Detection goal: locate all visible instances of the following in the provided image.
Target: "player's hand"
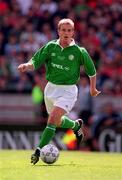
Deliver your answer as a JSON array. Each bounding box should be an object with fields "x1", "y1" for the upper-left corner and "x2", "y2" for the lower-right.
[
  {"x1": 18, "y1": 63, "x2": 34, "y2": 72},
  {"x1": 90, "y1": 88, "x2": 101, "y2": 97},
  {"x1": 18, "y1": 63, "x2": 28, "y2": 72}
]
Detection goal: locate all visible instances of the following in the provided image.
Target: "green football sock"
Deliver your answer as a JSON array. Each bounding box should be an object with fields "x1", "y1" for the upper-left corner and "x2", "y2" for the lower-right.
[
  {"x1": 60, "y1": 115, "x2": 80, "y2": 131},
  {"x1": 38, "y1": 124, "x2": 56, "y2": 148}
]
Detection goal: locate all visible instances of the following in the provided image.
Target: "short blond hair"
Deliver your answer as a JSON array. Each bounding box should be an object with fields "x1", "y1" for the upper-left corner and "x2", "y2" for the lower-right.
[{"x1": 58, "y1": 18, "x2": 74, "y2": 29}]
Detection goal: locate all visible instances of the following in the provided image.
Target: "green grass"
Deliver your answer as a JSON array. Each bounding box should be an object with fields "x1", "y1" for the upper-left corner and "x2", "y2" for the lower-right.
[{"x1": 0, "y1": 150, "x2": 122, "y2": 180}]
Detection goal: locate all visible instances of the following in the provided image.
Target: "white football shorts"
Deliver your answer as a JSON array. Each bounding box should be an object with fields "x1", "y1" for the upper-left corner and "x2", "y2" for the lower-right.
[{"x1": 44, "y1": 82, "x2": 78, "y2": 114}]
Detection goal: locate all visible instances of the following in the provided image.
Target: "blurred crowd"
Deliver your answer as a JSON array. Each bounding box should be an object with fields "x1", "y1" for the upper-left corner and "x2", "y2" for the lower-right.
[
  {"x1": 0, "y1": 0, "x2": 122, "y2": 151},
  {"x1": 0, "y1": 0, "x2": 122, "y2": 95}
]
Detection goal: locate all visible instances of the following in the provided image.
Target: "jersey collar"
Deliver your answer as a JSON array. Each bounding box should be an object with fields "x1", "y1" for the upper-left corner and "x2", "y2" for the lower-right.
[{"x1": 56, "y1": 39, "x2": 76, "y2": 47}]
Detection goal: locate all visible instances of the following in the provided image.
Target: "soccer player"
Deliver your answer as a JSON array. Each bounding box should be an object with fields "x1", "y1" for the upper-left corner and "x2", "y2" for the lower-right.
[{"x1": 18, "y1": 18, "x2": 101, "y2": 165}]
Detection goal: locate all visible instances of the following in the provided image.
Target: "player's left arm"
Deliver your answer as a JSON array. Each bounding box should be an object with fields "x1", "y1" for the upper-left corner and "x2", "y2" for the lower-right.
[
  {"x1": 81, "y1": 48, "x2": 101, "y2": 97},
  {"x1": 89, "y1": 75, "x2": 101, "y2": 97}
]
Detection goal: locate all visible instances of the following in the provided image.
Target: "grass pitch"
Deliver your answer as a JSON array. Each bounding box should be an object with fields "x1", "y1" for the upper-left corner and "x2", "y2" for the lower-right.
[{"x1": 0, "y1": 150, "x2": 121, "y2": 180}]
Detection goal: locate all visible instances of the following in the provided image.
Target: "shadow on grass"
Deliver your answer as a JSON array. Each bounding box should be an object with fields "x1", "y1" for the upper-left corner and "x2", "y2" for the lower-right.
[{"x1": 34, "y1": 163, "x2": 82, "y2": 167}]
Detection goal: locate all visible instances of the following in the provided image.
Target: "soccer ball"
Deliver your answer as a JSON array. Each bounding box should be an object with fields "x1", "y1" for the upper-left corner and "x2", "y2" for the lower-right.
[{"x1": 40, "y1": 144, "x2": 59, "y2": 164}]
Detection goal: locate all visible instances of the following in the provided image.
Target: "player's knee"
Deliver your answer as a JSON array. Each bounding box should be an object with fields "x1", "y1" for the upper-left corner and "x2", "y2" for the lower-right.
[{"x1": 48, "y1": 113, "x2": 61, "y2": 126}]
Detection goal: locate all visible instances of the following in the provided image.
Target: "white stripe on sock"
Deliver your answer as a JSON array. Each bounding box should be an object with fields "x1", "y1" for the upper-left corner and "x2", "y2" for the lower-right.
[
  {"x1": 61, "y1": 118, "x2": 65, "y2": 126},
  {"x1": 46, "y1": 126, "x2": 56, "y2": 131},
  {"x1": 72, "y1": 121, "x2": 76, "y2": 129}
]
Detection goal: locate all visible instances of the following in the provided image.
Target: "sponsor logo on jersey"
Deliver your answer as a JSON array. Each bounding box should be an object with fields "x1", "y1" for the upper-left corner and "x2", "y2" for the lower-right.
[
  {"x1": 51, "y1": 62, "x2": 69, "y2": 71},
  {"x1": 64, "y1": 67, "x2": 69, "y2": 71},
  {"x1": 68, "y1": 55, "x2": 74, "y2": 60}
]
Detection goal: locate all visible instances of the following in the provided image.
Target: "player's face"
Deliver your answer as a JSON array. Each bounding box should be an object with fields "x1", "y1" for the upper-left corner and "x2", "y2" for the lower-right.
[{"x1": 58, "y1": 23, "x2": 74, "y2": 42}]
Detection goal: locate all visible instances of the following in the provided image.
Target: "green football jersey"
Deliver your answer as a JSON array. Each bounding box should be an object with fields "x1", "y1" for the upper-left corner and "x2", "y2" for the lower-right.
[{"x1": 31, "y1": 40, "x2": 96, "y2": 85}]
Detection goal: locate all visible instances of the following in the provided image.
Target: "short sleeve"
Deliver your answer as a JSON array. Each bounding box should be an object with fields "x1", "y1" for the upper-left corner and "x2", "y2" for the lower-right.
[
  {"x1": 31, "y1": 44, "x2": 49, "y2": 70},
  {"x1": 81, "y1": 48, "x2": 96, "y2": 76}
]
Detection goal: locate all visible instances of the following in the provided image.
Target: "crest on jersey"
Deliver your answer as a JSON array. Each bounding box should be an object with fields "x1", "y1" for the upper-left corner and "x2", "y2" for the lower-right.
[
  {"x1": 51, "y1": 53, "x2": 56, "y2": 56},
  {"x1": 68, "y1": 54, "x2": 74, "y2": 60}
]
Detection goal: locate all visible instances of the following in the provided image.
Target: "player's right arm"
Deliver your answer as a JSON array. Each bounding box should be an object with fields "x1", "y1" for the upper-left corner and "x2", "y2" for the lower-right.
[
  {"x1": 18, "y1": 60, "x2": 34, "y2": 72},
  {"x1": 18, "y1": 44, "x2": 50, "y2": 73}
]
